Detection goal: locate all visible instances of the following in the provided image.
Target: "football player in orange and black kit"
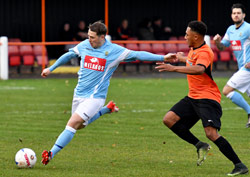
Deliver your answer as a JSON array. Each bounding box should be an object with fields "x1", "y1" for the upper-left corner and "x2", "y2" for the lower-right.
[{"x1": 156, "y1": 20, "x2": 248, "y2": 176}]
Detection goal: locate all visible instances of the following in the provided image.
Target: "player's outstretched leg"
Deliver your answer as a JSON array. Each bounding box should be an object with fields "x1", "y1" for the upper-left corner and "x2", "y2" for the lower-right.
[
  {"x1": 196, "y1": 141, "x2": 211, "y2": 166},
  {"x1": 41, "y1": 125, "x2": 76, "y2": 165},
  {"x1": 227, "y1": 163, "x2": 249, "y2": 176},
  {"x1": 86, "y1": 101, "x2": 119, "y2": 125},
  {"x1": 41, "y1": 101, "x2": 119, "y2": 165}
]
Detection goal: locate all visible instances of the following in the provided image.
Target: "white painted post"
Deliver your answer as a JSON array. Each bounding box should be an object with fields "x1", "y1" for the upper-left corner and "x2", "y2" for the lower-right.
[{"x1": 0, "y1": 36, "x2": 8, "y2": 80}]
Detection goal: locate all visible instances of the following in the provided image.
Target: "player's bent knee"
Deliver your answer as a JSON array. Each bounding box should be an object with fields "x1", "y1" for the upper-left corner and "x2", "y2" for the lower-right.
[
  {"x1": 205, "y1": 132, "x2": 214, "y2": 141},
  {"x1": 204, "y1": 127, "x2": 219, "y2": 141},
  {"x1": 67, "y1": 113, "x2": 85, "y2": 130},
  {"x1": 163, "y1": 111, "x2": 179, "y2": 128},
  {"x1": 222, "y1": 89, "x2": 229, "y2": 96},
  {"x1": 206, "y1": 134, "x2": 219, "y2": 142},
  {"x1": 162, "y1": 117, "x2": 169, "y2": 127},
  {"x1": 222, "y1": 85, "x2": 234, "y2": 96}
]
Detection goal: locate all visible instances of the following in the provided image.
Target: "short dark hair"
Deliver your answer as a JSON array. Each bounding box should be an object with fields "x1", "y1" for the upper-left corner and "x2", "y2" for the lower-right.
[
  {"x1": 89, "y1": 21, "x2": 107, "y2": 36},
  {"x1": 188, "y1": 20, "x2": 207, "y2": 36},
  {"x1": 232, "y1": 3, "x2": 246, "y2": 13}
]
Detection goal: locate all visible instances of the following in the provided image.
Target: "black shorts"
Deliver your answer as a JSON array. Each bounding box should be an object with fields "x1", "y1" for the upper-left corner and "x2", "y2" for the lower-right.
[{"x1": 170, "y1": 96, "x2": 222, "y2": 130}]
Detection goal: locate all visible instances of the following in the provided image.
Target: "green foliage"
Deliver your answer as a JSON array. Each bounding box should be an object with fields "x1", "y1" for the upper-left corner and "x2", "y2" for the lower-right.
[{"x1": 0, "y1": 77, "x2": 249, "y2": 177}]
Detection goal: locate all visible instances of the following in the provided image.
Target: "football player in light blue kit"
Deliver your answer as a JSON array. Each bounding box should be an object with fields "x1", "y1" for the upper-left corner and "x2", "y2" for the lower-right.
[
  {"x1": 214, "y1": 3, "x2": 250, "y2": 128},
  {"x1": 41, "y1": 21, "x2": 175, "y2": 165}
]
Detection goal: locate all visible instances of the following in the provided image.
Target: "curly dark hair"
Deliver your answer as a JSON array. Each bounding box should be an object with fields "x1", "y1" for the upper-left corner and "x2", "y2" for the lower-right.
[{"x1": 188, "y1": 20, "x2": 207, "y2": 36}]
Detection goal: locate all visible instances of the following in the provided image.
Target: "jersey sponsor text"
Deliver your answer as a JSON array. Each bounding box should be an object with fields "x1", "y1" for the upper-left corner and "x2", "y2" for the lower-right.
[
  {"x1": 230, "y1": 40, "x2": 242, "y2": 51},
  {"x1": 84, "y1": 55, "x2": 106, "y2": 72}
]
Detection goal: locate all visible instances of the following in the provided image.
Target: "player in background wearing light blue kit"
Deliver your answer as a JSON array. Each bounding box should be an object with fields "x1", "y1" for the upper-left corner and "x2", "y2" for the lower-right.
[
  {"x1": 41, "y1": 21, "x2": 175, "y2": 165},
  {"x1": 214, "y1": 3, "x2": 250, "y2": 128}
]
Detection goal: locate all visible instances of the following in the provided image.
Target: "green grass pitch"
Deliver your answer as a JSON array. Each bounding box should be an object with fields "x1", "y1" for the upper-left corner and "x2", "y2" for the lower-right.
[{"x1": 0, "y1": 77, "x2": 250, "y2": 177}]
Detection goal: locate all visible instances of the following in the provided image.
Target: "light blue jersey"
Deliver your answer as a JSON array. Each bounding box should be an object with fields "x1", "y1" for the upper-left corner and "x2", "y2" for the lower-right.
[
  {"x1": 221, "y1": 21, "x2": 250, "y2": 71},
  {"x1": 49, "y1": 39, "x2": 164, "y2": 99}
]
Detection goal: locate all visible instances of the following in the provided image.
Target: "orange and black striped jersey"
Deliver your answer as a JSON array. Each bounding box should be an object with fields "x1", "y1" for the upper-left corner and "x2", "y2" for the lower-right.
[{"x1": 186, "y1": 43, "x2": 221, "y2": 103}]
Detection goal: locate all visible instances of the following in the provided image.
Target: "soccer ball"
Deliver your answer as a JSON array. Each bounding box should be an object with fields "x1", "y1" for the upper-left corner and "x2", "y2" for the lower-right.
[{"x1": 15, "y1": 148, "x2": 37, "y2": 168}]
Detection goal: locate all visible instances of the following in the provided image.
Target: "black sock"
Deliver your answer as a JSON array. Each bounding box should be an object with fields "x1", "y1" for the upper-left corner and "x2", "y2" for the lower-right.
[
  {"x1": 213, "y1": 136, "x2": 241, "y2": 165},
  {"x1": 170, "y1": 121, "x2": 199, "y2": 146}
]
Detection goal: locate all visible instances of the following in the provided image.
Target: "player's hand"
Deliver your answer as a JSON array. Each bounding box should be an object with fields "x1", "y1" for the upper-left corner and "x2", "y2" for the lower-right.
[
  {"x1": 174, "y1": 52, "x2": 188, "y2": 63},
  {"x1": 176, "y1": 52, "x2": 185, "y2": 59},
  {"x1": 213, "y1": 34, "x2": 221, "y2": 42},
  {"x1": 155, "y1": 62, "x2": 175, "y2": 72},
  {"x1": 41, "y1": 68, "x2": 51, "y2": 78},
  {"x1": 163, "y1": 53, "x2": 178, "y2": 63},
  {"x1": 245, "y1": 62, "x2": 250, "y2": 69}
]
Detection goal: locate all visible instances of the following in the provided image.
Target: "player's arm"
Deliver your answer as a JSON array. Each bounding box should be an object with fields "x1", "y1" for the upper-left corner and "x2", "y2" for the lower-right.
[
  {"x1": 125, "y1": 50, "x2": 177, "y2": 63},
  {"x1": 41, "y1": 51, "x2": 78, "y2": 77},
  {"x1": 213, "y1": 34, "x2": 226, "y2": 51},
  {"x1": 155, "y1": 63, "x2": 205, "y2": 75}
]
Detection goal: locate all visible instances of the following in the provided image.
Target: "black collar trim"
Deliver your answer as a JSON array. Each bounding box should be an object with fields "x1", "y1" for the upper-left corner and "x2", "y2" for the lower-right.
[
  {"x1": 193, "y1": 41, "x2": 206, "y2": 50},
  {"x1": 236, "y1": 22, "x2": 244, "y2": 30}
]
